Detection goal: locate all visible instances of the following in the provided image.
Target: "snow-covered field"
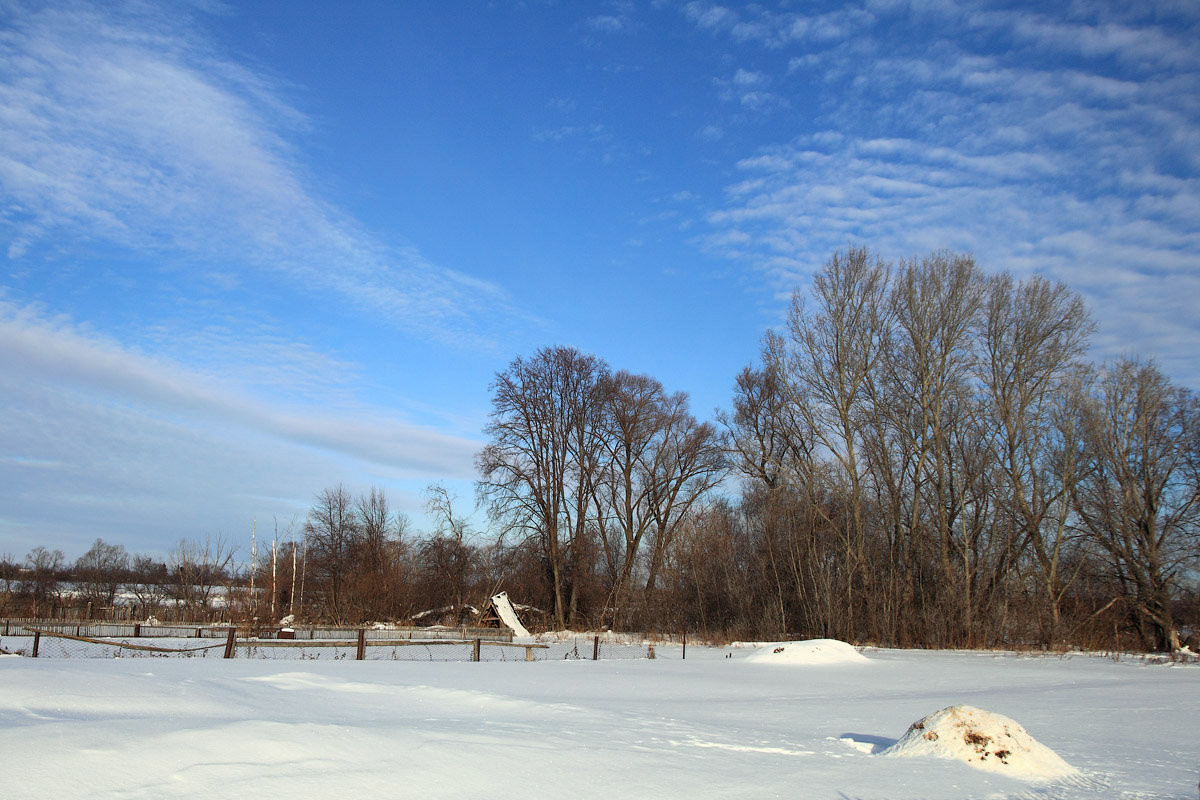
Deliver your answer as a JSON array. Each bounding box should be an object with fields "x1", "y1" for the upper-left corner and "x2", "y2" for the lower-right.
[{"x1": 1, "y1": 641, "x2": 1195, "y2": 799}]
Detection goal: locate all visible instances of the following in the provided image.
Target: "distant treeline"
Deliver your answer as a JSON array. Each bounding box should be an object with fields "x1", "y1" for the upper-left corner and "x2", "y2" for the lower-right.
[{"x1": 4, "y1": 248, "x2": 1197, "y2": 652}]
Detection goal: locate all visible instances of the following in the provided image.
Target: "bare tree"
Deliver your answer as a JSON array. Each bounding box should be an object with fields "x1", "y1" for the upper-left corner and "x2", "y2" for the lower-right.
[
  {"x1": 1073, "y1": 358, "x2": 1199, "y2": 651},
  {"x1": 586, "y1": 372, "x2": 728, "y2": 628},
  {"x1": 883, "y1": 251, "x2": 985, "y2": 643},
  {"x1": 420, "y1": 483, "x2": 476, "y2": 612},
  {"x1": 979, "y1": 273, "x2": 1094, "y2": 646},
  {"x1": 764, "y1": 246, "x2": 891, "y2": 639},
  {"x1": 426, "y1": 483, "x2": 470, "y2": 543},
  {"x1": 304, "y1": 485, "x2": 359, "y2": 621},
  {"x1": 74, "y1": 538, "x2": 130, "y2": 611},
  {"x1": 127, "y1": 554, "x2": 169, "y2": 617},
  {"x1": 0, "y1": 553, "x2": 18, "y2": 597},
  {"x1": 169, "y1": 535, "x2": 236, "y2": 615},
  {"x1": 724, "y1": 363, "x2": 860, "y2": 639},
  {"x1": 22, "y1": 546, "x2": 65, "y2": 615},
  {"x1": 722, "y1": 364, "x2": 816, "y2": 490},
  {"x1": 593, "y1": 371, "x2": 668, "y2": 628},
  {"x1": 477, "y1": 346, "x2": 608, "y2": 629},
  {"x1": 641, "y1": 391, "x2": 727, "y2": 595}
]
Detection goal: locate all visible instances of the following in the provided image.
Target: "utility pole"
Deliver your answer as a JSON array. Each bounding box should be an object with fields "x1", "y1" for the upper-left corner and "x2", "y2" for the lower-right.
[
  {"x1": 250, "y1": 518, "x2": 257, "y2": 619},
  {"x1": 290, "y1": 525, "x2": 298, "y2": 616},
  {"x1": 271, "y1": 527, "x2": 278, "y2": 620}
]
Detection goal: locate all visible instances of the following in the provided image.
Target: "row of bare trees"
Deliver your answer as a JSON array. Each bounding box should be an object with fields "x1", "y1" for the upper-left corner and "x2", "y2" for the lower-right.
[
  {"x1": 719, "y1": 248, "x2": 1198, "y2": 651},
  {"x1": 288, "y1": 483, "x2": 505, "y2": 624},
  {"x1": 1, "y1": 535, "x2": 236, "y2": 620},
  {"x1": 4, "y1": 248, "x2": 1196, "y2": 649}
]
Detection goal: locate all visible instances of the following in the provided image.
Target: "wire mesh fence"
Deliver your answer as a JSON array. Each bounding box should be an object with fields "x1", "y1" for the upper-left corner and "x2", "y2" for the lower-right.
[
  {"x1": 537, "y1": 637, "x2": 675, "y2": 660},
  {"x1": 0, "y1": 630, "x2": 668, "y2": 662},
  {"x1": 1, "y1": 633, "x2": 226, "y2": 659},
  {"x1": 0, "y1": 619, "x2": 512, "y2": 642}
]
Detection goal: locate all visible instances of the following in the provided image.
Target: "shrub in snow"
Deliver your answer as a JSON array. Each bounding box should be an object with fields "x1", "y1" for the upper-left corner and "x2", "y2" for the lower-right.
[
  {"x1": 882, "y1": 704, "x2": 1078, "y2": 781},
  {"x1": 742, "y1": 639, "x2": 868, "y2": 665}
]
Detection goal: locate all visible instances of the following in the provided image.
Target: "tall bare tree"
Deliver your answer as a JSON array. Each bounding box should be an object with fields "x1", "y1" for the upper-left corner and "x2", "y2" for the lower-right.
[
  {"x1": 593, "y1": 370, "x2": 668, "y2": 627},
  {"x1": 765, "y1": 246, "x2": 891, "y2": 639},
  {"x1": 477, "y1": 346, "x2": 608, "y2": 629},
  {"x1": 1073, "y1": 359, "x2": 1199, "y2": 651},
  {"x1": 352, "y1": 487, "x2": 407, "y2": 619},
  {"x1": 979, "y1": 273, "x2": 1094, "y2": 645},
  {"x1": 304, "y1": 485, "x2": 359, "y2": 620},
  {"x1": 641, "y1": 391, "x2": 727, "y2": 596},
  {"x1": 883, "y1": 251, "x2": 985, "y2": 643}
]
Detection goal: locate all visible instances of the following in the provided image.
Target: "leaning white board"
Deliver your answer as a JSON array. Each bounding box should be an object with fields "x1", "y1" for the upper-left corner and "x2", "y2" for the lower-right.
[{"x1": 491, "y1": 591, "x2": 531, "y2": 638}]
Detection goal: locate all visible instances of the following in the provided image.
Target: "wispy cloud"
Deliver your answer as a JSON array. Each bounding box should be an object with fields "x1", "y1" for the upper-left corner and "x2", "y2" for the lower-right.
[
  {"x1": 683, "y1": 2, "x2": 875, "y2": 47},
  {"x1": 0, "y1": 2, "x2": 524, "y2": 349},
  {"x1": 0, "y1": 298, "x2": 481, "y2": 475},
  {"x1": 684, "y1": 1, "x2": 1200, "y2": 386},
  {"x1": 715, "y1": 68, "x2": 786, "y2": 113},
  {"x1": 0, "y1": 298, "x2": 481, "y2": 555}
]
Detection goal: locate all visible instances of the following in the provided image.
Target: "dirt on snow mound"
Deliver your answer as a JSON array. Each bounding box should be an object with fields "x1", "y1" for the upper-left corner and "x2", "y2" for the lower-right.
[
  {"x1": 882, "y1": 704, "x2": 1078, "y2": 781},
  {"x1": 743, "y1": 639, "x2": 869, "y2": 665}
]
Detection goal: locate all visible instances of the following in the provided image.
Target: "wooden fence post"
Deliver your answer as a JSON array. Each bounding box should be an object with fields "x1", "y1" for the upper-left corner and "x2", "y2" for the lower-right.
[
  {"x1": 32, "y1": 630, "x2": 40, "y2": 658},
  {"x1": 682, "y1": 629, "x2": 687, "y2": 660},
  {"x1": 593, "y1": 635, "x2": 599, "y2": 661},
  {"x1": 356, "y1": 629, "x2": 366, "y2": 661},
  {"x1": 473, "y1": 638, "x2": 481, "y2": 662},
  {"x1": 133, "y1": 623, "x2": 141, "y2": 638},
  {"x1": 223, "y1": 628, "x2": 236, "y2": 658}
]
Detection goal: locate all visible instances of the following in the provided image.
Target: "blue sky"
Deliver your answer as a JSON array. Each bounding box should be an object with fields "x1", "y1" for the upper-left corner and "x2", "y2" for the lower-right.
[{"x1": 2, "y1": 0, "x2": 1198, "y2": 561}]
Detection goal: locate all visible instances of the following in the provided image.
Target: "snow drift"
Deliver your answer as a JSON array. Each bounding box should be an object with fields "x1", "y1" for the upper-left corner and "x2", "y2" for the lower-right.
[
  {"x1": 742, "y1": 639, "x2": 868, "y2": 665},
  {"x1": 882, "y1": 704, "x2": 1078, "y2": 781}
]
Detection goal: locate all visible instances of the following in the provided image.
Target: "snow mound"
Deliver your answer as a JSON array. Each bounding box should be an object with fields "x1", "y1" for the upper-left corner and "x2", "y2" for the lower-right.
[
  {"x1": 882, "y1": 705, "x2": 1078, "y2": 781},
  {"x1": 743, "y1": 639, "x2": 868, "y2": 665}
]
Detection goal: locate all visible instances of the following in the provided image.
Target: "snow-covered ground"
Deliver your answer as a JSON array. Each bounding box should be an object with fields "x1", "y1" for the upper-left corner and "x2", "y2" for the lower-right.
[{"x1": 1, "y1": 642, "x2": 1195, "y2": 799}]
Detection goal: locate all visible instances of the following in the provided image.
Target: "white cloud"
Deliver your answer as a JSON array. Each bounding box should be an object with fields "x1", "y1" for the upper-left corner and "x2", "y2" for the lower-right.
[
  {"x1": 0, "y1": 299, "x2": 480, "y2": 473},
  {"x1": 0, "y1": 2, "x2": 523, "y2": 350},
  {"x1": 0, "y1": 299, "x2": 481, "y2": 555},
  {"x1": 683, "y1": 2, "x2": 737, "y2": 33},
  {"x1": 684, "y1": 3, "x2": 875, "y2": 48},
  {"x1": 587, "y1": 15, "x2": 628, "y2": 34},
  {"x1": 683, "y1": 2, "x2": 1200, "y2": 386}
]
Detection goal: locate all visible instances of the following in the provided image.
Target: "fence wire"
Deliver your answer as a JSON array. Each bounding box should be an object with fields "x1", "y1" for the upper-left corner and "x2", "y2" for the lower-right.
[
  {"x1": 1, "y1": 634, "x2": 224, "y2": 659},
  {"x1": 1, "y1": 631, "x2": 667, "y2": 661},
  {"x1": 538, "y1": 638, "x2": 667, "y2": 660}
]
